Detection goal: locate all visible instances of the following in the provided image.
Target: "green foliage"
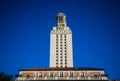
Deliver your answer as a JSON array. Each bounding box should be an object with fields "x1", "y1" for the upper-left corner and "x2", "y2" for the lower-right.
[{"x1": 0, "y1": 72, "x2": 13, "y2": 81}]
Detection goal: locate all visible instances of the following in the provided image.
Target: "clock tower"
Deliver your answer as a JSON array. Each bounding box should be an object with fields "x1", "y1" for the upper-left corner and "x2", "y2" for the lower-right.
[{"x1": 50, "y1": 13, "x2": 73, "y2": 68}]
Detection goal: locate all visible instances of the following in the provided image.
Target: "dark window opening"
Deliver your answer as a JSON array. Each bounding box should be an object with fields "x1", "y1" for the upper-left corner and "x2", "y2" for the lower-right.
[
  {"x1": 70, "y1": 72, "x2": 73, "y2": 77},
  {"x1": 50, "y1": 72, "x2": 54, "y2": 77},
  {"x1": 26, "y1": 75, "x2": 30, "y2": 78},
  {"x1": 60, "y1": 72, "x2": 63, "y2": 77}
]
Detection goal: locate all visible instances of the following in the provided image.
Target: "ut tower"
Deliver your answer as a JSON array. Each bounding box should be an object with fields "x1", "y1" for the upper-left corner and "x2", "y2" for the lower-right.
[{"x1": 50, "y1": 13, "x2": 73, "y2": 68}]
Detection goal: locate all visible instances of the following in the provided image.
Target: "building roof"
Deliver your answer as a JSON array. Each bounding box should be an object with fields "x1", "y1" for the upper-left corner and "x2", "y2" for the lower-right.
[{"x1": 19, "y1": 67, "x2": 104, "y2": 71}]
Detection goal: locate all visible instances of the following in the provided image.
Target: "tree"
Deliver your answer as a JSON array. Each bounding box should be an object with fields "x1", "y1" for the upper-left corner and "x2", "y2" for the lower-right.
[{"x1": 0, "y1": 72, "x2": 13, "y2": 81}]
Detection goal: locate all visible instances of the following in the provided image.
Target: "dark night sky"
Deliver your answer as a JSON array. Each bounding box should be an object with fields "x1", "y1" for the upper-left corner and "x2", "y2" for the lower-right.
[{"x1": 0, "y1": 0, "x2": 120, "y2": 79}]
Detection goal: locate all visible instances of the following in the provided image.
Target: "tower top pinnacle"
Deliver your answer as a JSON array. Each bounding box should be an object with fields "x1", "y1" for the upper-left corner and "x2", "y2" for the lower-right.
[
  {"x1": 56, "y1": 13, "x2": 66, "y2": 30},
  {"x1": 57, "y1": 13, "x2": 66, "y2": 16}
]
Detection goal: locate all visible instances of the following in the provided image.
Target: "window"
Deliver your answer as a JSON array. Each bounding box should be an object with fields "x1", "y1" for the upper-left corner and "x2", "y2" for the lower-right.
[
  {"x1": 60, "y1": 72, "x2": 63, "y2": 77},
  {"x1": 26, "y1": 75, "x2": 30, "y2": 78},
  {"x1": 65, "y1": 64, "x2": 67, "y2": 67},
  {"x1": 94, "y1": 74, "x2": 98, "y2": 77},
  {"x1": 65, "y1": 50, "x2": 66, "y2": 52},
  {"x1": 64, "y1": 34, "x2": 66, "y2": 38},
  {"x1": 50, "y1": 72, "x2": 54, "y2": 77},
  {"x1": 94, "y1": 74, "x2": 98, "y2": 80},
  {"x1": 60, "y1": 34, "x2": 62, "y2": 38},
  {"x1": 56, "y1": 35, "x2": 58, "y2": 38},
  {"x1": 81, "y1": 72, "x2": 84, "y2": 77},
  {"x1": 65, "y1": 59, "x2": 67, "y2": 61},
  {"x1": 39, "y1": 74, "x2": 42, "y2": 77},
  {"x1": 65, "y1": 56, "x2": 67, "y2": 58},
  {"x1": 59, "y1": 16, "x2": 64, "y2": 23},
  {"x1": 70, "y1": 72, "x2": 73, "y2": 77}
]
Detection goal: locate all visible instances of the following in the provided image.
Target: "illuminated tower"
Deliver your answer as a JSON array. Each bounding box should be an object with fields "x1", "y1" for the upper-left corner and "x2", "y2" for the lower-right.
[{"x1": 50, "y1": 13, "x2": 73, "y2": 68}]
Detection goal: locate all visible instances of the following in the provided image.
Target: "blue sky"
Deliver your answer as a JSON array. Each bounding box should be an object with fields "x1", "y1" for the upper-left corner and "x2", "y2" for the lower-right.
[{"x1": 0, "y1": 0, "x2": 120, "y2": 79}]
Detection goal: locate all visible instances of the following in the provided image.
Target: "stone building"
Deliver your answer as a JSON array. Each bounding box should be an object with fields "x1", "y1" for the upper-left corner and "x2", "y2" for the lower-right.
[{"x1": 16, "y1": 13, "x2": 108, "y2": 80}]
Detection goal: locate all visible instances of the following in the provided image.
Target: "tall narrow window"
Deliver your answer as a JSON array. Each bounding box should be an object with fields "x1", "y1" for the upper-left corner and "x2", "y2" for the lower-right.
[
  {"x1": 60, "y1": 34, "x2": 62, "y2": 38},
  {"x1": 60, "y1": 72, "x2": 63, "y2": 77},
  {"x1": 39, "y1": 73, "x2": 42, "y2": 77},
  {"x1": 56, "y1": 34, "x2": 58, "y2": 38},
  {"x1": 94, "y1": 74, "x2": 98, "y2": 80},
  {"x1": 50, "y1": 72, "x2": 54, "y2": 77},
  {"x1": 64, "y1": 34, "x2": 66, "y2": 38},
  {"x1": 81, "y1": 72, "x2": 84, "y2": 77},
  {"x1": 70, "y1": 72, "x2": 73, "y2": 77}
]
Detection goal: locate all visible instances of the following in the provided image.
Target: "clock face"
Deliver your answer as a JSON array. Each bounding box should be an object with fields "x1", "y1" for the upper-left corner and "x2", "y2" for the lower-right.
[{"x1": 58, "y1": 24, "x2": 64, "y2": 30}]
